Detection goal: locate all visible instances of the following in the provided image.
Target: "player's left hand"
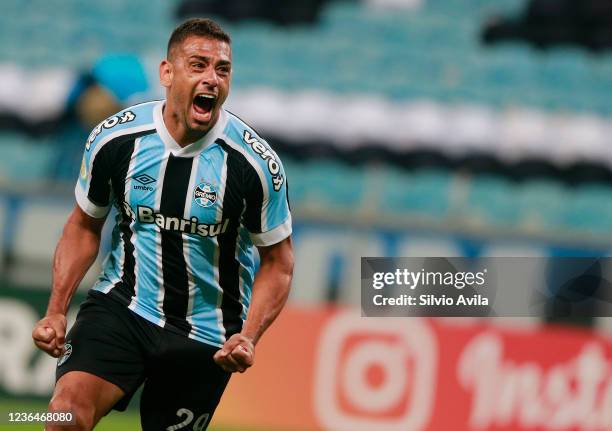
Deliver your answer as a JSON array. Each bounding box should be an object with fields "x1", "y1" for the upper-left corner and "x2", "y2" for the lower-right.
[{"x1": 213, "y1": 334, "x2": 255, "y2": 373}]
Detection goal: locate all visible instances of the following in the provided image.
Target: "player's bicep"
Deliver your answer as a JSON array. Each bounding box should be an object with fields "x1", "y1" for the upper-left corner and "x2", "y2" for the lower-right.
[
  {"x1": 66, "y1": 204, "x2": 107, "y2": 236},
  {"x1": 257, "y1": 236, "x2": 294, "y2": 271},
  {"x1": 243, "y1": 157, "x2": 292, "y2": 247}
]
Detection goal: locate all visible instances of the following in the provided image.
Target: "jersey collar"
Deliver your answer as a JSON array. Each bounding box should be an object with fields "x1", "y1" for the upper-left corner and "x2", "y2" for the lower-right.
[{"x1": 153, "y1": 100, "x2": 227, "y2": 157}]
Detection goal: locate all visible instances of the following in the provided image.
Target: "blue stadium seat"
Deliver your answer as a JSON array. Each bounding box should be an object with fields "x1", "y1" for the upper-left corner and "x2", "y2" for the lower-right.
[
  {"x1": 465, "y1": 175, "x2": 521, "y2": 226},
  {"x1": 383, "y1": 169, "x2": 451, "y2": 219},
  {"x1": 0, "y1": 134, "x2": 55, "y2": 181},
  {"x1": 564, "y1": 185, "x2": 612, "y2": 233}
]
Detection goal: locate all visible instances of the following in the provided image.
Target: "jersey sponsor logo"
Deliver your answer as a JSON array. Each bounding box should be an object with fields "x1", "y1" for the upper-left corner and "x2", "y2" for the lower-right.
[
  {"x1": 242, "y1": 130, "x2": 285, "y2": 191},
  {"x1": 128, "y1": 203, "x2": 229, "y2": 237},
  {"x1": 86, "y1": 110, "x2": 136, "y2": 150},
  {"x1": 133, "y1": 173, "x2": 156, "y2": 192},
  {"x1": 194, "y1": 182, "x2": 217, "y2": 208},
  {"x1": 57, "y1": 343, "x2": 72, "y2": 367}
]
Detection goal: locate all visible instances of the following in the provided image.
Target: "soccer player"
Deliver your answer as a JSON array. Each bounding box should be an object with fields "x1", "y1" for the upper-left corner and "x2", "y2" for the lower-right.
[{"x1": 31, "y1": 18, "x2": 293, "y2": 431}]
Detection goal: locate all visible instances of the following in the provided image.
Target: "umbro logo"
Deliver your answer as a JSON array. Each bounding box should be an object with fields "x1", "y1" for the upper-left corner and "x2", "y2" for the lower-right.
[
  {"x1": 133, "y1": 174, "x2": 156, "y2": 191},
  {"x1": 134, "y1": 174, "x2": 156, "y2": 185}
]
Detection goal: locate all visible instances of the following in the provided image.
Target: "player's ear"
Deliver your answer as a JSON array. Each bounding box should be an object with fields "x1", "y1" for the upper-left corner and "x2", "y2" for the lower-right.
[{"x1": 159, "y1": 60, "x2": 173, "y2": 88}]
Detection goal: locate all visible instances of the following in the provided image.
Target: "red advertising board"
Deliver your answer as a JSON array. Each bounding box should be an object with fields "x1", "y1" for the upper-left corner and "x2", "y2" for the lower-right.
[{"x1": 215, "y1": 307, "x2": 612, "y2": 431}]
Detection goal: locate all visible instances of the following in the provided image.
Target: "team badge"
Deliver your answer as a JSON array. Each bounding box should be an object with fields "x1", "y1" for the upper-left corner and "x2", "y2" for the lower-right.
[
  {"x1": 194, "y1": 182, "x2": 217, "y2": 208},
  {"x1": 57, "y1": 343, "x2": 72, "y2": 367}
]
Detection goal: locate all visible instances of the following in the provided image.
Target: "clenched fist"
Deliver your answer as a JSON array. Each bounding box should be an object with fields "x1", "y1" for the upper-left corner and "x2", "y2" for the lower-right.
[
  {"x1": 32, "y1": 314, "x2": 67, "y2": 358},
  {"x1": 213, "y1": 334, "x2": 255, "y2": 373}
]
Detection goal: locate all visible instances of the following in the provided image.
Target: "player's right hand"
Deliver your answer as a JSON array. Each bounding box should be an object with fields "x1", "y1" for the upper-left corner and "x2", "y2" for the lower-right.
[
  {"x1": 32, "y1": 314, "x2": 67, "y2": 358},
  {"x1": 214, "y1": 333, "x2": 255, "y2": 373}
]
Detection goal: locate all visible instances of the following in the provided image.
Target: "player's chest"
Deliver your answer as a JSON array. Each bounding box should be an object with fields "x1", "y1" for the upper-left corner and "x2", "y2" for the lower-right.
[{"x1": 115, "y1": 143, "x2": 243, "y2": 226}]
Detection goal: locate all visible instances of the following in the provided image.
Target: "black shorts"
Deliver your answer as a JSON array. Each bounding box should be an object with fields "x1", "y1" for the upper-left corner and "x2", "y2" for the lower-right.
[{"x1": 56, "y1": 290, "x2": 231, "y2": 430}]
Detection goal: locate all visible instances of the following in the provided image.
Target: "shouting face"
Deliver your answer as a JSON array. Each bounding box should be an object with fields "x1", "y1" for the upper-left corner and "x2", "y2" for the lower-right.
[{"x1": 160, "y1": 35, "x2": 232, "y2": 144}]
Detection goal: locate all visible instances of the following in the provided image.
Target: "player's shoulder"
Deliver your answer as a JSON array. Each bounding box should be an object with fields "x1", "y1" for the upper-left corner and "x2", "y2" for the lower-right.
[
  {"x1": 221, "y1": 109, "x2": 286, "y2": 192},
  {"x1": 84, "y1": 100, "x2": 159, "y2": 153},
  {"x1": 222, "y1": 109, "x2": 281, "y2": 160}
]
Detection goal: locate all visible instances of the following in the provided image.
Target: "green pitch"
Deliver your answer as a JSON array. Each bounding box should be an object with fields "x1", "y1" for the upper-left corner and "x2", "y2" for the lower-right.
[{"x1": 0, "y1": 400, "x2": 267, "y2": 431}]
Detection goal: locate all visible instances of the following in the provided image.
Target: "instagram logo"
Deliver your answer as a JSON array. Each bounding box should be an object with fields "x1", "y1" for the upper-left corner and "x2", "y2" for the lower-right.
[{"x1": 314, "y1": 312, "x2": 437, "y2": 431}]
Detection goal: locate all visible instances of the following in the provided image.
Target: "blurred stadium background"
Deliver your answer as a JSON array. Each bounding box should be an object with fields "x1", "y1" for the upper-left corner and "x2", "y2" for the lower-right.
[{"x1": 2, "y1": 0, "x2": 612, "y2": 429}]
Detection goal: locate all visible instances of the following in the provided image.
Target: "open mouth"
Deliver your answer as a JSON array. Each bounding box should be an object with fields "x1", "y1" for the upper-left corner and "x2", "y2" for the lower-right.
[{"x1": 193, "y1": 94, "x2": 216, "y2": 116}]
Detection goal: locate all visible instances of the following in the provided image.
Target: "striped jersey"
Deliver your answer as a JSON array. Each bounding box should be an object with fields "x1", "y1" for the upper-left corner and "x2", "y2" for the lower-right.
[{"x1": 76, "y1": 100, "x2": 292, "y2": 347}]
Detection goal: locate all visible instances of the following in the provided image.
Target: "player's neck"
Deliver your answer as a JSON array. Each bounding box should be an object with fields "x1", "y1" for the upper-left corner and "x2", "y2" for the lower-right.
[{"x1": 162, "y1": 104, "x2": 214, "y2": 147}]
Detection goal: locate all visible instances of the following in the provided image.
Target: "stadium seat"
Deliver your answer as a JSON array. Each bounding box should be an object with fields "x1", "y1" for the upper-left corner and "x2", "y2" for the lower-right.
[{"x1": 1, "y1": 0, "x2": 610, "y2": 241}]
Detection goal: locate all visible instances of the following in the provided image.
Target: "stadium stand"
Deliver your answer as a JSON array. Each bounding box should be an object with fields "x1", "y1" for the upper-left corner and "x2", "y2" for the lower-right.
[{"x1": 1, "y1": 0, "x2": 611, "y2": 268}]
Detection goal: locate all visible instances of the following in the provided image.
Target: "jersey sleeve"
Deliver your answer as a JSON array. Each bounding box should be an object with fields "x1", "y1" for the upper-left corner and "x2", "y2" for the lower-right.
[
  {"x1": 74, "y1": 130, "x2": 114, "y2": 218},
  {"x1": 242, "y1": 148, "x2": 292, "y2": 247}
]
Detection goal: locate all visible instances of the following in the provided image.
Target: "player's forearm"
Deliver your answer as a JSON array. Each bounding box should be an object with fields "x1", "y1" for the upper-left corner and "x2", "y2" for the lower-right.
[
  {"x1": 241, "y1": 256, "x2": 293, "y2": 345},
  {"x1": 47, "y1": 218, "x2": 101, "y2": 316}
]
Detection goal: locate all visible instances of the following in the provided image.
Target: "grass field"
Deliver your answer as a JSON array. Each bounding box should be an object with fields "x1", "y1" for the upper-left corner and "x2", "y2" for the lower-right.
[{"x1": 0, "y1": 401, "x2": 261, "y2": 430}]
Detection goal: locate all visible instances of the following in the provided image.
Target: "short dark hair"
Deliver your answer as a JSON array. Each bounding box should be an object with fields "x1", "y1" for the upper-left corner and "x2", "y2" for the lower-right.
[{"x1": 167, "y1": 18, "x2": 231, "y2": 59}]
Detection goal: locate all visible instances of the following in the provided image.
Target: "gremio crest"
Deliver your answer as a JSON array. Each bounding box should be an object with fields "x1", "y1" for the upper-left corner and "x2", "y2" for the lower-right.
[{"x1": 194, "y1": 182, "x2": 217, "y2": 208}]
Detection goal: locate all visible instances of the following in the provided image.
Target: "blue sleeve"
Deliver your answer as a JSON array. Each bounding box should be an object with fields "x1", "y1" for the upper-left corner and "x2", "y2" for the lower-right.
[
  {"x1": 241, "y1": 134, "x2": 292, "y2": 246},
  {"x1": 75, "y1": 132, "x2": 114, "y2": 218}
]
